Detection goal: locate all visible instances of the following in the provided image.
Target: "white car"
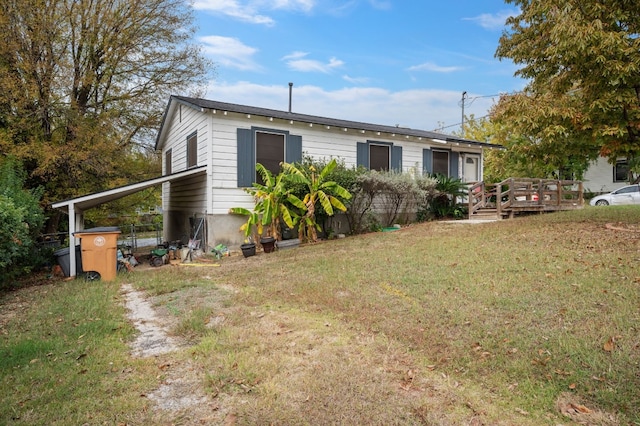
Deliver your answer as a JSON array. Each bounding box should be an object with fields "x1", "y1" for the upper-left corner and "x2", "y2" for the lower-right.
[{"x1": 590, "y1": 184, "x2": 640, "y2": 206}]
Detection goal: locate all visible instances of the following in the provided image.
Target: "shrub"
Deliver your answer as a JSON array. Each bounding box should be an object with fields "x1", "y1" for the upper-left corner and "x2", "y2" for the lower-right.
[
  {"x1": 344, "y1": 171, "x2": 438, "y2": 231},
  {"x1": 428, "y1": 174, "x2": 469, "y2": 219},
  {"x1": 0, "y1": 158, "x2": 44, "y2": 288}
]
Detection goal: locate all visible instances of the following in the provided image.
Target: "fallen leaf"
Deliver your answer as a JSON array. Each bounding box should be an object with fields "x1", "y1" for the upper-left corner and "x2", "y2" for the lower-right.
[
  {"x1": 603, "y1": 337, "x2": 615, "y2": 352},
  {"x1": 570, "y1": 403, "x2": 592, "y2": 414}
]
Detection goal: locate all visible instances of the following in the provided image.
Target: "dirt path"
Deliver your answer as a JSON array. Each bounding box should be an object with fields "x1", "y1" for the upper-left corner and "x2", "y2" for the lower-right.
[{"x1": 121, "y1": 284, "x2": 218, "y2": 423}]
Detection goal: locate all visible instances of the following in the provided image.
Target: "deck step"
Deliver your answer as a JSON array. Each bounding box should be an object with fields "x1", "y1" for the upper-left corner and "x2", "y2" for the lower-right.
[{"x1": 470, "y1": 208, "x2": 504, "y2": 220}]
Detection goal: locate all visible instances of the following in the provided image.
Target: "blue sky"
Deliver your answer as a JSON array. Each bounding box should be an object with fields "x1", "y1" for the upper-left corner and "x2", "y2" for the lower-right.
[{"x1": 192, "y1": 0, "x2": 524, "y2": 134}]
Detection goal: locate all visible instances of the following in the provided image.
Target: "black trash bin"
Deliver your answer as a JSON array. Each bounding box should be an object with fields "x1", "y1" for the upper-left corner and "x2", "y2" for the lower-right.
[{"x1": 53, "y1": 245, "x2": 83, "y2": 277}]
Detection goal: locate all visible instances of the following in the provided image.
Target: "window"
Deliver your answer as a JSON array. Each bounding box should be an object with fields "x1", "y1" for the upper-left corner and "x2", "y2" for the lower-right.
[
  {"x1": 432, "y1": 150, "x2": 449, "y2": 176},
  {"x1": 187, "y1": 132, "x2": 197, "y2": 168},
  {"x1": 369, "y1": 144, "x2": 390, "y2": 171},
  {"x1": 256, "y1": 131, "x2": 285, "y2": 180},
  {"x1": 615, "y1": 185, "x2": 639, "y2": 195},
  {"x1": 165, "y1": 149, "x2": 172, "y2": 175},
  {"x1": 614, "y1": 160, "x2": 628, "y2": 182},
  {"x1": 462, "y1": 155, "x2": 480, "y2": 182},
  {"x1": 236, "y1": 127, "x2": 302, "y2": 187},
  {"x1": 357, "y1": 141, "x2": 402, "y2": 171}
]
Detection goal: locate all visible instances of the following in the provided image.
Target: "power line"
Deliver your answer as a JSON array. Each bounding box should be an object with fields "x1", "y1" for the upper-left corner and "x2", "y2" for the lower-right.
[
  {"x1": 432, "y1": 114, "x2": 491, "y2": 133},
  {"x1": 447, "y1": 90, "x2": 524, "y2": 133}
]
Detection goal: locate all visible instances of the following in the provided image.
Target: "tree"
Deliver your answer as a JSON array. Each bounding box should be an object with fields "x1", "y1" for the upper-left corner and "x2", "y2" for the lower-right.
[
  {"x1": 456, "y1": 113, "x2": 595, "y2": 182},
  {"x1": 0, "y1": 0, "x2": 211, "y2": 230},
  {"x1": 495, "y1": 0, "x2": 640, "y2": 180}
]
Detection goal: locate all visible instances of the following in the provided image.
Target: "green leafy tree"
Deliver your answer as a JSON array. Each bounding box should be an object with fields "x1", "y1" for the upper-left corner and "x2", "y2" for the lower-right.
[
  {"x1": 281, "y1": 159, "x2": 351, "y2": 243},
  {"x1": 495, "y1": 0, "x2": 640, "y2": 180},
  {"x1": 0, "y1": 0, "x2": 211, "y2": 231},
  {"x1": 0, "y1": 158, "x2": 44, "y2": 287}
]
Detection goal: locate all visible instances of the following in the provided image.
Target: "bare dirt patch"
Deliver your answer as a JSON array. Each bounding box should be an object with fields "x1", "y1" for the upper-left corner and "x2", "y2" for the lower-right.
[
  {"x1": 121, "y1": 284, "x2": 214, "y2": 423},
  {"x1": 122, "y1": 283, "x2": 179, "y2": 357},
  {"x1": 605, "y1": 222, "x2": 640, "y2": 232}
]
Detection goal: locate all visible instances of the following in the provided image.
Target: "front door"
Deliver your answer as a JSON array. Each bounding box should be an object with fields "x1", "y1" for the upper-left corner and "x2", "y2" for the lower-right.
[{"x1": 462, "y1": 154, "x2": 480, "y2": 183}]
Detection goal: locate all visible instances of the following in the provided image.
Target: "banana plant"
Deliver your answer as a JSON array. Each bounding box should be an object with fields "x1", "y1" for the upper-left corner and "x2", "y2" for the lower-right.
[
  {"x1": 227, "y1": 207, "x2": 263, "y2": 242},
  {"x1": 281, "y1": 158, "x2": 351, "y2": 242},
  {"x1": 230, "y1": 163, "x2": 298, "y2": 241}
]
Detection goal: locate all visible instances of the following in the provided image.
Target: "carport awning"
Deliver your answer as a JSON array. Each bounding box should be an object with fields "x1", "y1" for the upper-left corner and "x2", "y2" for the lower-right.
[
  {"x1": 52, "y1": 166, "x2": 206, "y2": 213},
  {"x1": 51, "y1": 166, "x2": 206, "y2": 278}
]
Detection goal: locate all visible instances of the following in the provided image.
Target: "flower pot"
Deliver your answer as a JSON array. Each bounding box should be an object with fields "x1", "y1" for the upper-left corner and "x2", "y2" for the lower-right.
[
  {"x1": 276, "y1": 238, "x2": 300, "y2": 250},
  {"x1": 260, "y1": 236, "x2": 276, "y2": 253},
  {"x1": 240, "y1": 242, "x2": 256, "y2": 258}
]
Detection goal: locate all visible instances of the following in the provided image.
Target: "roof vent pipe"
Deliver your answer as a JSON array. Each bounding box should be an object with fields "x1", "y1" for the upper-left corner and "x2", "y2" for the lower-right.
[{"x1": 288, "y1": 82, "x2": 293, "y2": 113}]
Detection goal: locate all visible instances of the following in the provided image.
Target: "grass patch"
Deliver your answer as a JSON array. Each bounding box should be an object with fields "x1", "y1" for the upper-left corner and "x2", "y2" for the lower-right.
[
  {"x1": 2, "y1": 205, "x2": 639, "y2": 424},
  {"x1": 0, "y1": 279, "x2": 159, "y2": 425}
]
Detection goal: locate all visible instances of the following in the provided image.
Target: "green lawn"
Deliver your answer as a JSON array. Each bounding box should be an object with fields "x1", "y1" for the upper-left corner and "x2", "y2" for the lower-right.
[{"x1": 1, "y1": 206, "x2": 639, "y2": 425}]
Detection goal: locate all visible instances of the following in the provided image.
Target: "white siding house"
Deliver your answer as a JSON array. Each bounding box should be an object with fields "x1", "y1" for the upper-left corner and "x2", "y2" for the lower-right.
[
  {"x1": 154, "y1": 96, "x2": 500, "y2": 248},
  {"x1": 582, "y1": 156, "x2": 631, "y2": 193}
]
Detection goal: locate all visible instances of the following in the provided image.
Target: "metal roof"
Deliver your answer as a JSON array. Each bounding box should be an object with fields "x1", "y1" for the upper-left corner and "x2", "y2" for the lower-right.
[
  {"x1": 155, "y1": 95, "x2": 501, "y2": 150},
  {"x1": 51, "y1": 166, "x2": 206, "y2": 213}
]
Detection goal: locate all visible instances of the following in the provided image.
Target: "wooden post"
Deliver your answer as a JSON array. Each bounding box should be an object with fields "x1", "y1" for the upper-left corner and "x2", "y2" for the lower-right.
[
  {"x1": 578, "y1": 181, "x2": 584, "y2": 204},
  {"x1": 496, "y1": 182, "x2": 502, "y2": 218}
]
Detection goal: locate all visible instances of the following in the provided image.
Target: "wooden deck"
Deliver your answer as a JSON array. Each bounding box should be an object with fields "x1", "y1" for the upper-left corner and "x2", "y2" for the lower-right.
[{"x1": 468, "y1": 178, "x2": 584, "y2": 220}]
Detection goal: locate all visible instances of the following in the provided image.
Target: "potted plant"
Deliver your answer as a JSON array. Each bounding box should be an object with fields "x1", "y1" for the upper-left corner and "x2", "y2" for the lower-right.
[
  {"x1": 250, "y1": 164, "x2": 298, "y2": 241},
  {"x1": 230, "y1": 163, "x2": 299, "y2": 253},
  {"x1": 240, "y1": 240, "x2": 256, "y2": 257},
  {"x1": 228, "y1": 208, "x2": 261, "y2": 258}
]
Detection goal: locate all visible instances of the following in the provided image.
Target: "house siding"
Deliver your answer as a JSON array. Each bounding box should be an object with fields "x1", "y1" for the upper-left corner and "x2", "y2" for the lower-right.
[
  {"x1": 583, "y1": 156, "x2": 627, "y2": 193},
  {"x1": 160, "y1": 104, "x2": 209, "y2": 244},
  {"x1": 157, "y1": 98, "x2": 489, "y2": 248}
]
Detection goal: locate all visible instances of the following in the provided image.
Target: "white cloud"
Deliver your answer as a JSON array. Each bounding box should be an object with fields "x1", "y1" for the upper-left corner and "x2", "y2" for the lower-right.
[
  {"x1": 407, "y1": 62, "x2": 463, "y2": 73},
  {"x1": 368, "y1": 0, "x2": 391, "y2": 10},
  {"x1": 281, "y1": 51, "x2": 308, "y2": 61},
  {"x1": 464, "y1": 10, "x2": 518, "y2": 31},
  {"x1": 342, "y1": 75, "x2": 371, "y2": 85},
  {"x1": 204, "y1": 81, "x2": 496, "y2": 132},
  {"x1": 193, "y1": 0, "x2": 316, "y2": 25},
  {"x1": 269, "y1": 0, "x2": 315, "y2": 12},
  {"x1": 282, "y1": 52, "x2": 344, "y2": 73},
  {"x1": 199, "y1": 36, "x2": 262, "y2": 71}
]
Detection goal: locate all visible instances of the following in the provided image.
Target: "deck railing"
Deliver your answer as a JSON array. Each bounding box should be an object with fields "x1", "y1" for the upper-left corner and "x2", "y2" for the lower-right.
[{"x1": 468, "y1": 178, "x2": 584, "y2": 219}]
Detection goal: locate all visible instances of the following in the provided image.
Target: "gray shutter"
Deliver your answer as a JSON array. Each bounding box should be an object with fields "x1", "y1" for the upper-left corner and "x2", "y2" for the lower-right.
[
  {"x1": 286, "y1": 134, "x2": 302, "y2": 164},
  {"x1": 391, "y1": 145, "x2": 402, "y2": 172},
  {"x1": 449, "y1": 151, "x2": 459, "y2": 179},
  {"x1": 357, "y1": 142, "x2": 369, "y2": 168},
  {"x1": 237, "y1": 128, "x2": 254, "y2": 187},
  {"x1": 423, "y1": 149, "x2": 432, "y2": 175}
]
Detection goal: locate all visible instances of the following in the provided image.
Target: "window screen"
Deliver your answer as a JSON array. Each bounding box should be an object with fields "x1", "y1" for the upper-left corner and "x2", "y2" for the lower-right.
[
  {"x1": 614, "y1": 161, "x2": 628, "y2": 182},
  {"x1": 433, "y1": 150, "x2": 449, "y2": 176},
  {"x1": 256, "y1": 131, "x2": 285, "y2": 181},
  {"x1": 369, "y1": 144, "x2": 390, "y2": 171},
  {"x1": 187, "y1": 133, "x2": 197, "y2": 168},
  {"x1": 165, "y1": 149, "x2": 172, "y2": 175}
]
